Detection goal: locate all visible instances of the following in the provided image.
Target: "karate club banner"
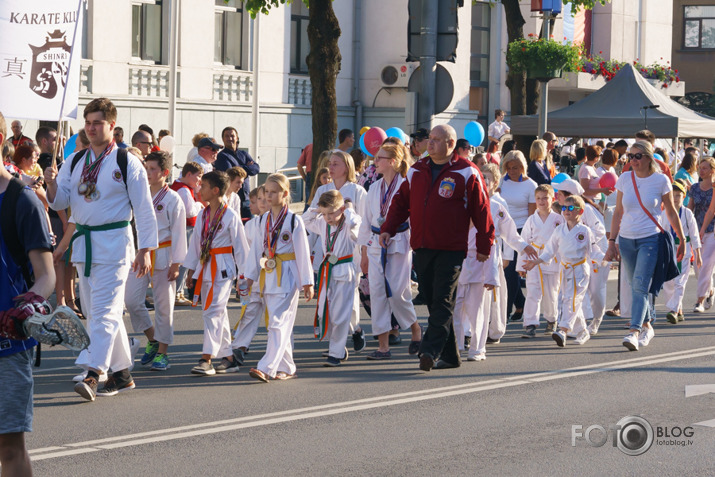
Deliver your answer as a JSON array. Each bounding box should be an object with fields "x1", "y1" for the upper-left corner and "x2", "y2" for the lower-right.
[{"x1": 0, "y1": 0, "x2": 84, "y2": 120}]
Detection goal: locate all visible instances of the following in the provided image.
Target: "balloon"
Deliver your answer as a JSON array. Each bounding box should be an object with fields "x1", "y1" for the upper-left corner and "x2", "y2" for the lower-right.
[
  {"x1": 159, "y1": 135, "x2": 176, "y2": 154},
  {"x1": 359, "y1": 133, "x2": 372, "y2": 157},
  {"x1": 63, "y1": 133, "x2": 78, "y2": 159},
  {"x1": 599, "y1": 171, "x2": 618, "y2": 189},
  {"x1": 551, "y1": 172, "x2": 569, "y2": 185},
  {"x1": 359, "y1": 126, "x2": 371, "y2": 136},
  {"x1": 464, "y1": 121, "x2": 485, "y2": 147},
  {"x1": 385, "y1": 127, "x2": 406, "y2": 144},
  {"x1": 654, "y1": 153, "x2": 663, "y2": 161},
  {"x1": 364, "y1": 127, "x2": 387, "y2": 156}
]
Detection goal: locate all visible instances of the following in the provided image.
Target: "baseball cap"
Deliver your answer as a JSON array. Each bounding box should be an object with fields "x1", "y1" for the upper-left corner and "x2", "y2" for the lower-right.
[
  {"x1": 198, "y1": 137, "x2": 222, "y2": 150},
  {"x1": 552, "y1": 178, "x2": 584, "y2": 196},
  {"x1": 410, "y1": 128, "x2": 429, "y2": 141}
]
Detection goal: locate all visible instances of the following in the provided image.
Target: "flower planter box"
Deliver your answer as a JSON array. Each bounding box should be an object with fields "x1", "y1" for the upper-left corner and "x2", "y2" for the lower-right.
[
  {"x1": 526, "y1": 65, "x2": 564, "y2": 81},
  {"x1": 549, "y1": 72, "x2": 685, "y2": 96}
]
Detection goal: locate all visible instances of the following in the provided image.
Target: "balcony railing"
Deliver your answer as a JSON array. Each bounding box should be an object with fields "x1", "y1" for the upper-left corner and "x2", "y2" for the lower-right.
[
  {"x1": 213, "y1": 71, "x2": 253, "y2": 102},
  {"x1": 288, "y1": 76, "x2": 311, "y2": 105}
]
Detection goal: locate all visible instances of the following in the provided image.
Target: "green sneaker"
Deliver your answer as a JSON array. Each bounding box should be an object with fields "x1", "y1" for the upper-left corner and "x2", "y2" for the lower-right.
[
  {"x1": 678, "y1": 312, "x2": 684, "y2": 322},
  {"x1": 141, "y1": 341, "x2": 160, "y2": 365},
  {"x1": 666, "y1": 311, "x2": 678, "y2": 324},
  {"x1": 150, "y1": 353, "x2": 170, "y2": 371}
]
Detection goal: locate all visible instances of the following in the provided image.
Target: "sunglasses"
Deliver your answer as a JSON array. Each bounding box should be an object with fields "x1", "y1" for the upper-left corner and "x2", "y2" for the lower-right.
[
  {"x1": 627, "y1": 153, "x2": 645, "y2": 160},
  {"x1": 561, "y1": 205, "x2": 581, "y2": 211}
]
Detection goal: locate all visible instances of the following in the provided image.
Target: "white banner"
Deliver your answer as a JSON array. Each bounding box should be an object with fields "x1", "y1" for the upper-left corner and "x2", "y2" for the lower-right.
[{"x1": 0, "y1": 0, "x2": 84, "y2": 121}]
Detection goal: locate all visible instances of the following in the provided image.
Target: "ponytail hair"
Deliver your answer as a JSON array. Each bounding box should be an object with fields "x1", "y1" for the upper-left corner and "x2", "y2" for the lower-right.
[{"x1": 378, "y1": 142, "x2": 411, "y2": 177}]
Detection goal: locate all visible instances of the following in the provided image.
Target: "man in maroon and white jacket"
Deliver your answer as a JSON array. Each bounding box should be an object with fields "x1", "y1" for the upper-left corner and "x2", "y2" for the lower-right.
[{"x1": 380, "y1": 124, "x2": 494, "y2": 371}]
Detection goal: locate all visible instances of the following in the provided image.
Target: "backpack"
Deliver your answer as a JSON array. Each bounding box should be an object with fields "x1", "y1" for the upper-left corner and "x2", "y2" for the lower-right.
[
  {"x1": 0, "y1": 178, "x2": 35, "y2": 287},
  {"x1": 70, "y1": 147, "x2": 128, "y2": 188}
]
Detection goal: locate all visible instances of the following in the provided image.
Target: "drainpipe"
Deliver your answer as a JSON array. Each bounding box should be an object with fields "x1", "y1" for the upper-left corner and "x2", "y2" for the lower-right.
[
  {"x1": 636, "y1": 0, "x2": 643, "y2": 61},
  {"x1": 352, "y1": 0, "x2": 363, "y2": 135},
  {"x1": 250, "y1": 15, "x2": 261, "y2": 167}
]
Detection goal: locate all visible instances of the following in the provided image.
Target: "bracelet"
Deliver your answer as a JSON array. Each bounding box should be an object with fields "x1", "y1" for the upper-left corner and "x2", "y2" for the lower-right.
[{"x1": 608, "y1": 238, "x2": 616, "y2": 243}]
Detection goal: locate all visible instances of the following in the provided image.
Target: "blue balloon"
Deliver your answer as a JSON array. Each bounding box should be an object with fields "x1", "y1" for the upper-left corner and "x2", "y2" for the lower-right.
[
  {"x1": 63, "y1": 133, "x2": 78, "y2": 159},
  {"x1": 385, "y1": 127, "x2": 406, "y2": 144},
  {"x1": 654, "y1": 153, "x2": 663, "y2": 161},
  {"x1": 464, "y1": 121, "x2": 485, "y2": 147},
  {"x1": 359, "y1": 133, "x2": 372, "y2": 157},
  {"x1": 551, "y1": 172, "x2": 569, "y2": 184}
]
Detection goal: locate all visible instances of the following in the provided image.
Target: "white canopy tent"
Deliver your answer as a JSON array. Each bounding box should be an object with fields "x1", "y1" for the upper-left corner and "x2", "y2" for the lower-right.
[{"x1": 511, "y1": 63, "x2": 715, "y2": 139}]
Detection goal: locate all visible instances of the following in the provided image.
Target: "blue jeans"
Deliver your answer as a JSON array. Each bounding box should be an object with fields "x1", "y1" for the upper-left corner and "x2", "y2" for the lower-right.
[{"x1": 619, "y1": 234, "x2": 658, "y2": 331}]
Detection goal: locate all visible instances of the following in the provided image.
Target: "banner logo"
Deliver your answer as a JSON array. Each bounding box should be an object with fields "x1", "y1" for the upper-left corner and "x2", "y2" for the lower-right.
[{"x1": 29, "y1": 29, "x2": 71, "y2": 99}]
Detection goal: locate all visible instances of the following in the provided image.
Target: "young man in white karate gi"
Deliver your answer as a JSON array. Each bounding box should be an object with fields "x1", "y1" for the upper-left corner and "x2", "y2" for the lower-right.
[
  {"x1": 45, "y1": 97, "x2": 158, "y2": 401},
  {"x1": 124, "y1": 150, "x2": 187, "y2": 371}
]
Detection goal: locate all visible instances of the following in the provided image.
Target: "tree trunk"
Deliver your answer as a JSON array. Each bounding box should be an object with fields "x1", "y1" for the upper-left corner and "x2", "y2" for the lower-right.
[{"x1": 306, "y1": 0, "x2": 341, "y2": 179}]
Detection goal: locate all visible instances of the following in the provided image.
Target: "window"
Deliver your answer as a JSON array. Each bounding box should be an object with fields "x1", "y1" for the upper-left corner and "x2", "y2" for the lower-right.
[
  {"x1": 684, "y1": 6, "x2": 715, "y2": 49},
  {"x1": 81, "y1": 4, "x2": 89, "y2": 59},
  {"x1": 132, "y1": 1, "x2": 163, "y2": 63},
  {"x1": 470, "y1": 2, "x2": 490, "y2": 119},
  {"x1": 290, "y1": 1, "x2": 309, "y2": 74},
  {"x1": 215, "y1": 0, "x2": 244, "y2": 68}
]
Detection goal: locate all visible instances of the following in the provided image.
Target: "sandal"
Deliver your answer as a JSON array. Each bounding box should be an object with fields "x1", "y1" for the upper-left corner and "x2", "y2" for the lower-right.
[{"x1": 249, "y1": 368, "x2": 270, "y2": 383}]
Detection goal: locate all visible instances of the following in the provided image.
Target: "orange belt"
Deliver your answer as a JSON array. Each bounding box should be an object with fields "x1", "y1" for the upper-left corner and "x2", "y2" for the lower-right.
[
  {"x1": 150, "y1": 240, "x2": 172, "y2": 277},
  {"x1": 192, "y1": 246, "x2": 233, "y2": 310}
]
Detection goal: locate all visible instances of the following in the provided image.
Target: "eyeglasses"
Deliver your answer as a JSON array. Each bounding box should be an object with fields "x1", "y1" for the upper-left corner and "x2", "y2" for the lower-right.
[
  {"x1": 627, "y1": 153, "x2": 645, "y2": 160},
  {"x1": 138, "y1": 141, "x2": 152, "y2": 146},
  {"x1": 561, "y1": 205, "x2": 581, "y2": 211}
]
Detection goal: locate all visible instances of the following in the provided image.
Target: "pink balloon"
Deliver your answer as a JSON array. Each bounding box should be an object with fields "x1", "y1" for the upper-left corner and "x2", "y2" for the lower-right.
[
  {"x1": 364, "y1": 127, "x2": 387, "y2": 156},
  {"x1": 599, "y1": 171, "x2": 618, "y2": 189}
]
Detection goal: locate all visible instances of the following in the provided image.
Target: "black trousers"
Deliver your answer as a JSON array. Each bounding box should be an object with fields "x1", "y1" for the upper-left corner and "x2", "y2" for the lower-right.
[
  {"x1": 414, "y1": 248, "x2": 466, "y2": 365},
  {"x1": 504, "y1": 228, "x2": 525, "y2": 315}
]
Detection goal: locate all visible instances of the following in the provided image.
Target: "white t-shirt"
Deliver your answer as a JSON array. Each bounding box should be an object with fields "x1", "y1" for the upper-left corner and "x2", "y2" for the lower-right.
[
  {"x1": 597, "y1": 166, "x2": 618, "y2": 207},
  {"x1": 499, "y1": 177, "x2": 537, "y2": 228},
  {"x1": 615, "y1": 171, "x2": 672, "y2": 239},
  {"x1": 578, "y1": 164, "x2": 600, "y2": 200},
  {"x1": 488, "y1": 120, "x2": 510, "y2": 140}
]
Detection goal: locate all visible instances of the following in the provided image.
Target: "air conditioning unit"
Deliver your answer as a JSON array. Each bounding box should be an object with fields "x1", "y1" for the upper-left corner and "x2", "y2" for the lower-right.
[{"x1": 380, "y1": 63, "x2": 415, "y2": 88}]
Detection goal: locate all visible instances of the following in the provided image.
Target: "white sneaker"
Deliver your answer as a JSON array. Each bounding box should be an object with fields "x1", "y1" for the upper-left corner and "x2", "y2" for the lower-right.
[
  {"x1": 587, "y1": 317, "x2": 602, "y2": 335},
  {"x1": 705, "y1": 290, "x2": 714, "y2": 310},
  {"x1": 574, "y1": 329, "x2": 591, "y2": 345},
  {"x1": 128, "y1": 337, "x2": 141, "y2": 371},
  {"x1": 693, "y1": 303, "x2": 705, "y2": 313},
  {"x1": 638, "y1": 325, "x2": 654, "y2": 347},
  {"x1": 552, "y1": 330, "x2": 566, "y2": 347},
  {"x1": 622, "y1": 332, "x2": 640, "y2": 351},
  {"x1": 467, "y1": 352, "x2": 486, "y2": 361},
  {"x1": 72, "y1": 371, "x2": 108, "y2": 383}
]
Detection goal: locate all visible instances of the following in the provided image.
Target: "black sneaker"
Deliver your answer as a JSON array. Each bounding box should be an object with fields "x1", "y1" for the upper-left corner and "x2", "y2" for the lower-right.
[
  {"x1": 509, "y1": 311, "x2": 523, "y2": 322},
  {"x1": 74, "y1": 376, "x2": 98, "y2": 402},
  {"x1": 464, "y1": 335, "x2": 471, "y2": 349},
  {"x1": 544, "y1": 322, "x2": 556, "y2": 334},
  {"x1": 232, "y1": 348, "x2": 246, "y2": 366},
  {"x1": 97, "y1": 374, "x2": 135, "y2": 397},
  {"x1": 352, "y1": 329, "x2": 366, "y2": 352},
  {"x1": 388, "y1": 333, "x2": 402, "y2": 345},
  {"x1": 522, "y1": 325, "x2": 537, "y2": 339},
  {"x1": 324, "y1": 356, "x2": 341, "y2": 367},
  {"x1": 486, "y1": 337, "x2": 501, "y2": 344},
  {"x1": 215, "y1": 357, "x2": 239, "y2": 374}
]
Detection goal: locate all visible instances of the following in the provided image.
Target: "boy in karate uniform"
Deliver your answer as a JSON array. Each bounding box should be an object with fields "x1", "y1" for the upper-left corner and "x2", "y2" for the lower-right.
[
  {"x1": 184, "y1": 171, "x2": 248, "y2": 375},
  {"x1": 45, "y1": 97, "x2": 158, "y2": 401},
  {"x1": 225, "y1": 166, "x2": 247, "y2": 218},
  {"x1": 124, "y1": 151, "x2": 186, "y2": 371},
  {"x1": 661, "y1": 180, "x2": 701, "y2": 323},
  {"x1": 304, "y1": 190, "x2": 361, "y2": 366},
  {"x1": 524, "y1": 195, "x2": 604, "y2": 347},
  {"x1": 517, "y1": 184, "x2": 563, "y2": 338}
]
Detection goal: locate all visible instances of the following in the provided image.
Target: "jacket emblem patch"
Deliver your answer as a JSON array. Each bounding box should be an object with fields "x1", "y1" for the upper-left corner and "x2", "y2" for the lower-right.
[{"x1": 438, "y1": 177, "x2": 455, "y2": 198}]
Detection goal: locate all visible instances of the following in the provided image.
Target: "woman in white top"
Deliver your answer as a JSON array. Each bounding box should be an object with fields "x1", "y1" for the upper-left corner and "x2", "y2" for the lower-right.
[
  {"x1": 499, "y1": 150, "x2": 537, "y2": 321},
  {"x1": 579, "y1": 145, "x2": 612, "y2": 203},
  {"x1": 606, "y1": 140, "x2": 685, "y2": 352}
]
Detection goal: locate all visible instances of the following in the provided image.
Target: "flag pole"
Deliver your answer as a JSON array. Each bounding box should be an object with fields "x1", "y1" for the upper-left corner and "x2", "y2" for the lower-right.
[{"x1": 52, "y1": 0, "x2": 85, "y2": 168}]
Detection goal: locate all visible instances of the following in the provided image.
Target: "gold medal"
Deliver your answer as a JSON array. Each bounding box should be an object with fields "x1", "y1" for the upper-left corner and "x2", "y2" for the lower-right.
[
  {"x1": 90, "y1": 189, "x2": 100, "y2": 201},
  {"x1": 78, "y1": 182, "x2": 88, "y2": 195},
  {"x1": 265, "y1": 258, "x2": 277, "y2": 271}
]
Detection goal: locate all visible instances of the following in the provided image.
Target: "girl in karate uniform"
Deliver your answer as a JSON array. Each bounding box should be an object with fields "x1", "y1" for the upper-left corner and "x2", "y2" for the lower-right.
[
  {"x1": 304, "y1": 190, "x2": 361, "y2": 366},
  {"x1": 357, "y1": 142, "x2": 422, "y2": 360},
  {"x1": 524, "y1": 195, "x2": 604, "y2": 347},
  {"x1": 245, "y1": 174, "x2": 314, "y2": 382}
]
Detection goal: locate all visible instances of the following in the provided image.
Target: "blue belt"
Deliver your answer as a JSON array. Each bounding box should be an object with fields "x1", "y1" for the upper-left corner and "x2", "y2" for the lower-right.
[{"x1": 371, "y1": 223, "x2": 409, "y2": 297}]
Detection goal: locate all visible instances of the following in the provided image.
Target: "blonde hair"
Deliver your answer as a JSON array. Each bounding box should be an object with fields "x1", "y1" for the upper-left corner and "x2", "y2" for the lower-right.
[
  {"x1": 317, "y1": 190, "x2": 344, "y2": 209},
  {"x1": 265, "y1": 173, "x2": 291, "y2": 204},
  {"x1": 317, "y1": 149, "x2": 332, "y2": 171},
  {"x1": 630, "y1": 140, "x2": 656, "y2": 173},
  {"x1": 699, "y1": 156, "x2": 715, "y2": 171},
  {"x1": 330, "y1": 150, "x2": 357, "y2": 182},
  {"x1": 529, "y1": 139, "x2": 547, "y2": 162},
  {"x1": 307, "y1": 167, "x2": 330, "y2": 204},
  {"x1": 191, "y1": 132, "x2": 209, "y2": 148},
  {"x1": 565, "y1": 195, "x2": 585, "y2": 211},
  {"x1": 479, "y1": 163, "x2": 500, "y2": 192},
  {"x1": 378, "y1": 143, "x2": 411, "y2": 177},
  {"x1": 500, "y1": 150, "x2": 528, "y2": 177},
  {"x1": 535, "y1": 183, "x2": 554, "y2": 198}
]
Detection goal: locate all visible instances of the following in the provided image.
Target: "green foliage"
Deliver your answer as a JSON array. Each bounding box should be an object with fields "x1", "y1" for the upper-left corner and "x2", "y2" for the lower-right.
[
  {"x1": 580, "y1": 53, "x2": 681, "y2": 88},
  {"x1": 236, "y1": 0, "x2": 310, "y2": 19},
  {"x1": 507, "y1": 34, "x2": 583, "y2": 73}
]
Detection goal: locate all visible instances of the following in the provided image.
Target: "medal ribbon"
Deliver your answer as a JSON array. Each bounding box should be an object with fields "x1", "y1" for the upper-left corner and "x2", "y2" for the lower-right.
[
  {"x1": 81, "y1": 141, "x2": 115, "y2": 185},
  {"x1": 264, "y1": 206, "x2": 288, "y2": 258},
  {"x1": 199, "y1": 202, "x2": 228, "y2": 264},
  {"x1": 379, "y1": 175, "x2": 399, "y2": 219},
  {"x1": 324, "y1": 216, "x2": 345, "y2": 256},
  {"x1": 152, "y1": 185, "x2": 170, "y2": 209}
]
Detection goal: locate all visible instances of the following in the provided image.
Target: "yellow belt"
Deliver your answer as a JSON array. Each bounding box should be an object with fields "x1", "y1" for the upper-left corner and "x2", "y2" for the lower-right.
[
  {"x1": 259, "y1": 253, "x2": 296, "y2": 297},
  {"x1": 561, "y1": 258, "x2": 587, "y2": 312},
  {"x1": 531, "y1": 242, "x2": 545, "y2": 295},
  {"x1": 150, "y1": 240, "x2": 172, "y2": 277}
]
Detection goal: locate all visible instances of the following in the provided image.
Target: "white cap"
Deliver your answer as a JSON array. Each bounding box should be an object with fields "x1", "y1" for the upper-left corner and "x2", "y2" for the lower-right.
[{"x1": 552, "y1": 178, "x2": 585, "y2": 196}]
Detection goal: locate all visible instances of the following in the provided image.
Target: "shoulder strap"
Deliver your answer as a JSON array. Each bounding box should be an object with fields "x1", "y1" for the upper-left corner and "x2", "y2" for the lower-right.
[
  {"x1": 631, "y1": 172, "x2": 666, "y2": 234},
  {"x1": 70, "y1": 148, "x2": 88, "y2": 173},
  {"x1": 1, "y1": 178, "x2": 34, "y2": 286},
  {"x1": 117, "y1": 148, "x2": 128, "y2": 188},
  {"x1": 291, "y1": 212, "x2": 296, "y2": 232}
]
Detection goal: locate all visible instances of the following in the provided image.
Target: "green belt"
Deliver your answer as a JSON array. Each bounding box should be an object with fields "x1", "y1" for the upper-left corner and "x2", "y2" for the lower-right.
[
  {"x1": 313, "y1": 254, "x2": 353, "y2": 340},
  {"x1": 674, "y1": 236, "x2": 690, "y2": 244},
  {"x1": 71, "y1": 221, "x2": 131, "y2": 277}
]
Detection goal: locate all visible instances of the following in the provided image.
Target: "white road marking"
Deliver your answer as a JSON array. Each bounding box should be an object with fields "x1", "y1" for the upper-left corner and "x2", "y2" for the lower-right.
[
  {"x1": 29, "y1": 345, "x2": 715, "y2": 462},
  {"x1": 685, "y1": 384, "x2": 715, "y2": 397}
]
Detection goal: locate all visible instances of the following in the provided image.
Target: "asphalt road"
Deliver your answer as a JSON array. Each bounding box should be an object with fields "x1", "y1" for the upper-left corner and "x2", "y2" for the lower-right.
[{"x1": 23, "y1": 270, "x2": 715, "y2": 476}]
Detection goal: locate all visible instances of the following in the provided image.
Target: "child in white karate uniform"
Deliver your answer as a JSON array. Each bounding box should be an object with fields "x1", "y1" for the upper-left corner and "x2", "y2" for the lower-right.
[
  {"x1": 245, "y1": 174, "x2": 314, "y2": 382},
  {"x1": 456, "y1": 163, "x2": 535, "y2": 360},
  {"x1": 230, "y1": 186, "x2": 268, "y2": 365},
  {"x1": 185, "y1": 171, "x2": 248, "y2": 375},
  {"x1": 517, "y1": 184, "x2": 563, "y2": 338},
  {"x1": 304, "y1": 190, "x2": 361, "y2": 366},
  {"x1": 357, "y1": 143, "x2": 422, "y2": 360},
  {"x1": 524, "y1": 195, "x2": 604, "y2": 347},
  {"x1": 661, "y1": 180, "x2": 702, "y2": 323},
  {"x1": 225, "y1": 166, "x2": 246, "y2": 218},
  {"x1": 124, "y1": 151, "x2": 187, "y2": 371}
]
